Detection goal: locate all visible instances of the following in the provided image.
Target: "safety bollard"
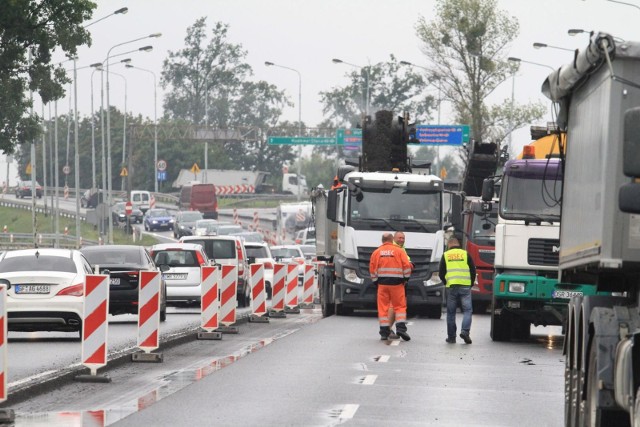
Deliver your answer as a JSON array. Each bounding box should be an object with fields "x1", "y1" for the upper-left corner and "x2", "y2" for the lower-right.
[
  {"x1": 2, "y1": 225, "x2": 6, "y2": 233},
  {"x1": 198, "y1": 266, "x2": 222, "y2": 340},
  {"x1": 233, "y1": 208, "x2": 239, "y2": 225},
  {"x1": 249, "y1": 264, "x2": 269, "y2": 323},
  {"x1": 216, "y1": 265, "x2": 239, "y2": 334},
  {"x1": 268, "y1": 264, "x2": 287, "y2": 318},
  {"x1": 284, "y1": 263, "x2": 300, "y2": 314},
  {"x1": 75, "y1": 274, "x2": 111, "y2": 383},
  {"x1": 299, "y1": 264, "x2": 316, "y2": 308},
  {"x1": 132, "y1": 271, "x2": 163, "y2": 363}
]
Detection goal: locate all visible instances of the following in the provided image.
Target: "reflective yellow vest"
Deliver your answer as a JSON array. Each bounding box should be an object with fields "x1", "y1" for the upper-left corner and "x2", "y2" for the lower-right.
[{"x1": 444, "y1": 248, "x2": 471, "y2": 287}]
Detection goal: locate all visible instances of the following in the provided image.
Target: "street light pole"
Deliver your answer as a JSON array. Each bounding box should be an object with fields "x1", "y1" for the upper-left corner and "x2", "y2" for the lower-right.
[
  {"x1": 125, "y1": 64, "x2": 158, "y2": 192},
  {"x1": 105, "y1": 34, "x2": 161, "y2": 244},
  {"x1": 532, "y1": 42, "x2": 574, "y2": 52},
  {"x1": 265, "y1": 61, "x2": 303, "y2": 201},
  {"x1": 332, "y1": 58, "x2": 369, "y2": 116}
]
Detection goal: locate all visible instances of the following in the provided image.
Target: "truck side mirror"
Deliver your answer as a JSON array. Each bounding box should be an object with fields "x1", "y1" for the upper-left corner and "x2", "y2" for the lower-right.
[
  {"x1": 481, "y1": 179, "x2": 495, "y2": 202},
  {"x1": 449, "y1": 193, "x2": 463, "y2": 231},
  {"x1": 620, "y1": 108, "x2": 640, "y2": 213},
  {"x1": 327, "y1": 190, "x2": 337, "y2": 221}
]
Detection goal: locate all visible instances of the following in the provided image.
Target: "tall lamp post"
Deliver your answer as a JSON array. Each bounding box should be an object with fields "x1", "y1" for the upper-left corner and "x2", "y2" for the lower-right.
[
  {"x1": 105, "y1": 34, "x2": 160, "y2": 244},
  {"x1": 532, "y1": 42, "x2": 574, "y2": 52},
  {"x1": 332, "y1": 58, "x2": 369, "y2": 116},
  {"x1": 265, "y1": 61, "x2": 303, "y2": 201},
  {"x1": 125, "y1": 64, "x2": 158, "y2": 193}
]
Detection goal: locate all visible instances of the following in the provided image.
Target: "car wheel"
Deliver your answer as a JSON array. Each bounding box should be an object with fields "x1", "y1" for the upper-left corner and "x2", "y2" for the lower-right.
[{"x1": 160, "y1": 305, "x2": 167, "y2": 322}]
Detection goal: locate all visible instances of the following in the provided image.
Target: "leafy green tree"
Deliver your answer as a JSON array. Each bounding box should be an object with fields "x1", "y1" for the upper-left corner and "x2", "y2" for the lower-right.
[
  {"x1": 415, "y1": 0, "x2": 545, "y2": 147},
  {"x1": 0, "y1": 0, "x2": 95, "y2": 154}
]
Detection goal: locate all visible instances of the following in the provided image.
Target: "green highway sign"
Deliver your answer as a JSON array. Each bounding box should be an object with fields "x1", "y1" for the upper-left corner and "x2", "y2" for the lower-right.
[
  {"x1": 336, "y1": 128, "x2": 362, "y2": 145},
  {"x1": 462, "y1": 125, "x2": 470, "y2": 142},
  {"x1": 268, "y1": 136, "x2": 337, "y2": 145}
]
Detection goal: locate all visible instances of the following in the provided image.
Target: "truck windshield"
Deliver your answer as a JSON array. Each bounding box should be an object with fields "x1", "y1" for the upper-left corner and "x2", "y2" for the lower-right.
[
  {"x1": 469, "y1": 212, "x2": 497, "y2": 246},
  {"x1": 499, "y1": 173, "x2": 561, "y2": 222},
  {"x1": 349, "y1": 188, "x2": 441, "y2": 232}
]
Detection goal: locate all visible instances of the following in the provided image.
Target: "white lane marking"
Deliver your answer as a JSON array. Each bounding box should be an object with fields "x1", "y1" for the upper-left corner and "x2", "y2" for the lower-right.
[
  {"x1": 362, "y1": 375, "x2": 378, "y2": 385},
  {"x1": 376, "y1": 355, "x2": 390, "y2": 363},
  {"x1": 390, "y1": 340, "x2": 400, "y2": 346},
  {"x1": 339, "y1": 404, "x2": 359, "y2": 420}
]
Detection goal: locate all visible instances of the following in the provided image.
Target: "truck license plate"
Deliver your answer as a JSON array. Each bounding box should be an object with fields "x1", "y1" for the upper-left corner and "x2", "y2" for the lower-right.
[
  {"x1": 110, "y1": 278, "x2": 121, "y2": 285},
  {"x1": 15, "y1": 285, "x2": 50, "y2": 294},
  {"x1": 164, "y1": 273, "x2": 187, "y2": 280},
  {"x1": 553, "y1": 290, "x2": 583, "y2": 299}
]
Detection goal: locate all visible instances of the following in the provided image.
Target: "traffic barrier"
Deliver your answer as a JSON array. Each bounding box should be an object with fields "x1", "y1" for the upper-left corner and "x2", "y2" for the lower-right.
[
  {"x1": 198, "y1": 266, "x2": 222, "y2": 340},
  {"x1": 233, "y1": 208, "x2": 239, "y2": 225},
  {"x1": 252, "y1": 211, "x2": 259, "y2": 231},
  {"x1": 64, "y1": 226, "x2": 69, "y2": 235},
  {"x1": 300, "y1": 264, "x2": 316, "y2": 308},
  {"x1": 64, "y1": 185, "x2": 69, "y2": 200},
  {"x1": 284, "y1": 263, "x2": 300, "y2": 314},
  {"x1": 249, "y1": 264, "x2": 269, "y2": 323},
  {"x1": 0, "y1": 282, "x2": 14, "y2": 423},
  {"x1": 217, "y1": 265, "x2": 239, "y2": 333},
  {"x1": 268, "y1": 263, "x2": 287, "y2": 318},
  {"x1": 149, "y1": 194, "x2": 156, "y2": 209},
  {"x1": 76, "y1": 274, "x2": 111, "y2": 382},
  {"x1": 132, "y1": 271, "x2": 163, "y2": 362}
]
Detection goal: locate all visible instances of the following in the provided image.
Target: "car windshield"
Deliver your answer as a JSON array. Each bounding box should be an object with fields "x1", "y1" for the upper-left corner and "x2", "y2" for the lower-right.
[
  {"x1": 149, "y1": 209, "x2": 169, "y2": 217},
  {"x1": 187, "y1": 239, "x2": 235, "y2": 259},
  {"x1": 181, "y1": 212, "x2": 203, "y2": 222},
  {"x1": 82, "y1": 249, "x2": 142, "y2": 265},
  {"x1": 299, "y1": 246, "x2": 315, "y2": 256},
  {"x1": 153, "y1": 250, "x2": 199, "y2": 267},
  {"x1": 246, "y1": 246, "x2": 269, "y2": 258},
  {"x1": 0, "y1": 254, "x2": 77, "y2": 273},
  {"x1": 271, "y1": 248, "x2": 300, "y2": 258}
]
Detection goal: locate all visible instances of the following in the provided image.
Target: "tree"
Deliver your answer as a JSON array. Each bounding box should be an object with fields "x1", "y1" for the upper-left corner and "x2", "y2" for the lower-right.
[
  {"x1": 0, "y1": 0, "x2": 95, "y2": 154},
  {"x1": 415, "y1": 0, "x2": 545, "y2": 148}
]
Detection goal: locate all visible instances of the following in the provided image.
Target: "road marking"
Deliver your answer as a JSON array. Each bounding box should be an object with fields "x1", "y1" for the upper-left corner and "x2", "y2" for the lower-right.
[
  {"x1": 374, "y1": 355, "x2": 390, "y2": 363},
  {"x1": 339, "y1": 404, "x2": 359, "y2": 420},
  {"x1": 390, "y1": 340, "x2": 400, "y2": 346},
  {"x1": 361, "y1": 375, "x2": 378, "y2": 385}
]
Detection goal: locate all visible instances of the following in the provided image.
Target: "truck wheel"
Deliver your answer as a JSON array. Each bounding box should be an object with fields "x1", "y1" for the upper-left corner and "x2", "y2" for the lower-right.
[
  {"x1": 335, "y1": 303, "x2": 352, "y2": 316},
  {"x1": 321, "y1": 300, "x2": 334, "y2": 317},
  {"x1": 490, "y1": 302, "x2": 511, "y2": 342}
]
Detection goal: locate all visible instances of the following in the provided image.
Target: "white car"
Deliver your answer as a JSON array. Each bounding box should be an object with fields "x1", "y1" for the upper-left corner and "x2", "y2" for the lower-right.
[
  {"x1": 0, "y1": 248, "x2": 92, "y2": 337},
  {"x1": 150, "y1": 243, "x2": 210, "y2": 306},
  {"x1": 270, "y1": 245, "x2": 306, "y2": 285},
  {"x1": 194, "y1": 219, "x2": 225, "y2": 236},
  {"x1": 244, "y1": 242, "x2": 275, "y2": 299}
]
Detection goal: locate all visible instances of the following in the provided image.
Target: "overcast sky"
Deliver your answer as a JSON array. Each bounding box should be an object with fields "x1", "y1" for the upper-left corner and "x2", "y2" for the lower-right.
[{"x1": 2, "y1": 0, "x2": 638, "y2": 185}]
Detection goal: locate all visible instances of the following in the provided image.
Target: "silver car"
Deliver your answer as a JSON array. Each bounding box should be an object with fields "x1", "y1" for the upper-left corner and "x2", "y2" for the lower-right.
[{"x1": 150, "y1": 243, "x2": 209, "y2": 306}]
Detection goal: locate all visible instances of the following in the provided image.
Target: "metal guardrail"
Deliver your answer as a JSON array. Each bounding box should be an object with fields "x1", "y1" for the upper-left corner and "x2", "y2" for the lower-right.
[{"x1": 0, "y1": 233, "x2": 98, "y2": 249}]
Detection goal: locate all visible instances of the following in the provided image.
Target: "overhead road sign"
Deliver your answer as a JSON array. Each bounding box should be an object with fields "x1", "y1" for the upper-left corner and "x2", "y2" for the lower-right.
[
  {"x1": 268, "y1": 136, "x2": 336, "y2": 145},
  {"x1": 415, "y1": 125, "x2": 470, "y2": 146},
  {"x1": 336, "y1": 128, "x2": 362, "y2": 145}
]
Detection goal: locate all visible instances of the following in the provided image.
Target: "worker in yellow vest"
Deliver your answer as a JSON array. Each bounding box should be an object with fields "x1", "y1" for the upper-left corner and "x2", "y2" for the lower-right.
[{"x1": 439, "y1": 237, "x2": 476, "y2": 344}]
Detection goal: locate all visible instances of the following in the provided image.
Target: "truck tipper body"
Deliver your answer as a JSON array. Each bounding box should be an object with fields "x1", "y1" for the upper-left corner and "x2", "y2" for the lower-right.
[
  {"x1": 541, "y1": 32, "x2": 640, "y2": 425},
  {"x1": 313, "y1": 111, "x2": 446, "y2": 317}
]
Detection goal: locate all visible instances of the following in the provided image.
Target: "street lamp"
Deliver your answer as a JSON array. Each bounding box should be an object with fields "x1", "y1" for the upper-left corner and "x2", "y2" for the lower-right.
[
  {"x1": 125, "y1": 64, "x2": 158, "y2": 193},
  {"x1": 332, "y1": 58, "x2": 370, "y2": 116},
  {"x1": 532, "y1": 42, "x2": 574, "y2": 52},
  {"x1": 265, "y1": 61, "x2": 303, "y2": 201},
  {"x1": 508, "y1": 57, "x2": 555, "y2": 71},
  {"x1": 105, "y1": 34, "x2": 160, "y2": 244}
]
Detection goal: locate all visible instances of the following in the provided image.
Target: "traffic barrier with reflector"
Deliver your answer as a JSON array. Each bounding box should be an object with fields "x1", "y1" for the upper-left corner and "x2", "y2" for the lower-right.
[
  {"x1": 64, "y1": 185, "x2": 69, "y2": 200},
  {"x1": 76, "y1": 274, "x2": 111, "y2": 383},
  {"x1": 268, "y1": 263, "x2": 287, "y2": 318},
  {"x1": 252, "y1": 211, "x2": 259, "y2": 231},
  {"x1": 217, "y1": 265, "x2": 239, "y2": 334},
  {"x1": 249, "y1": 264, "x2": 269, "y2": 323},
  {"x1": 0, "y1": 281, "x2": 14, "y2": 424},
  {"x1": 284, "y1": 263, "x2": 300, "y2": 314},
  {"x1": 198, "y1": 266, "x2": 222, "y2": 340},
  {"x1": 299, "y1": 264, "x2": 316, "y2": 308},
  {"x1": 233, "y1": 208, "x2": 239, "y2": 225},
  {"x1": 132, "y1": 271, "x2": 163, "y2": 362}
]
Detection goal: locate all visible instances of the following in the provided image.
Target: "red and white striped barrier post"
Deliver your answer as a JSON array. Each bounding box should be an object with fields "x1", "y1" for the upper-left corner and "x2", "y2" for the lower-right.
[
  {"x1": 132, "y1": 271, "x2": 163, "y2": 362},
  {"x1": 252, "y1": 211, "x2": 259, "y2": 231},
  {"x1": 64, "y1": 185, "x2": 69, "y2": 200},
  {"x1": 75, "y1": 274, "x2": 111, "y2": 382},
  {"x1": 233, "y1": 208, "x2": 239, "y2": 225},
  {"x1": 284, "y1": 263, "x2": 300, "y2": 314},
  {"x1": 149, "y1": 194, "x2": 156, "y2": 209},
  {"x1": 198, "y1": 266, "x2": 222, "y2": 340},
  {"x1": 249, "y1": 264, "x2": 269, "y2": 323},
  {"x1": 217, "y1": 265, "x2": 239, "y2": 334},
  {"x1": 0, "y1": 282, "x2": 13, "y2": 424},
  {"x1": 268, "y1": 263, "x2": 287, "y2": 318},
  {"x1": 300, "y1": 264, "x2": 316, "y2": 308}
]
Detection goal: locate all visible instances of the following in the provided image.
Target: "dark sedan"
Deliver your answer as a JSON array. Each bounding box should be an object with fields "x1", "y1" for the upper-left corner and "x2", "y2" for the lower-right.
[
  {"x1": 111, "y1": 202, "x2": 143, "y2": 225},
  {"x1": 143, "y1": 208, "x2": 174, "y2": 232},
  {"x1": 79, "y1": 245, "x2": 168, "y2": 321}
]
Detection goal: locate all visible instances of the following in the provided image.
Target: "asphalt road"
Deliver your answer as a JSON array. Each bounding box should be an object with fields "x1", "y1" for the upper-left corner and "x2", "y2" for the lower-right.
[{"x1": 7, "y1": 310, "x2": 565, "y2": 427}]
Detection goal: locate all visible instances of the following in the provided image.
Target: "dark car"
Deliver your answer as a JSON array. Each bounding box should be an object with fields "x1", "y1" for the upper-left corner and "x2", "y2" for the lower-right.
[
  {"x1": 173, "y1": 211, "x2": 204, "y2": 239},
  {"x1": 144, "y1": 208, "x2": 175, "y2": 232},
  {"x1": 111, "y1": 202, "x2": 143, "y2": 225},
  {"x1": 80, "y1": 245, "x2": 168, "y2": 321},
  {"x1": 15, "y1": 180, "x2": 43, "y2": 199}
]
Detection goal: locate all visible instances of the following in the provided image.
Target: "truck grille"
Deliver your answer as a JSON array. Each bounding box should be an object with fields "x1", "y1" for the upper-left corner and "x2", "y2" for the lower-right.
[
  {"x1": 357, "y1": 247, "x2": 432, "y2": 278},
  {"x1": 527, "y1": 238, "x2": 560, "y2": 266},
  {"x1": 478, "y1": 250, "x2": 495, "y2": 265}
]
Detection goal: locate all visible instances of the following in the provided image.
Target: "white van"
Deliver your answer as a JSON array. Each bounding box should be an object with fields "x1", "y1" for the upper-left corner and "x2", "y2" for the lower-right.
[{"x1": 130, "y1": 190, "x2": 151, "y2": 213}]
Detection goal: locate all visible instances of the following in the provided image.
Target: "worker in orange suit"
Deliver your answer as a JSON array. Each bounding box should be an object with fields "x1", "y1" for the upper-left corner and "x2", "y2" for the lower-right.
[
  {"x1": 370, "y1": 232, "x2": 413, "y2": 341},
  {"x1": 330, "y1": 175, "x2": 341, "y2": 190}
]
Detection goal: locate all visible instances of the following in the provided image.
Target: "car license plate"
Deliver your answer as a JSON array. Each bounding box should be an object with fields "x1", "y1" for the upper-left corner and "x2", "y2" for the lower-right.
[
  {"x1": 554, "y1": 290, "x2": 583, "y2": 299},
  {"x1": 164, "y1": 273, "x2": 187, "y2": 280},
  {"x1": 15, "y1": 285, "x2": 50, "y2": 294},
  {"x1": 110, "y1": 277, "x2": 121, "y2": 285}
]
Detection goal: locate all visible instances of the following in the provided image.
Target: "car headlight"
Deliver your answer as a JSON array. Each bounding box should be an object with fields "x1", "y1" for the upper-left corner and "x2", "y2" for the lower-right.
[
  {"x1": 179, "y1": 225, "x2": 187, "y2": 229},
  {"x1": 424, "y1": 272, "x2": 442, "y2": 287},
  {"x1": 152, "y1": 220, "x2": 158, "y2": 224},
  {"x1": 508, "y1": 281, "x2": 526, "y2": 293},
  {"x1": 169, "y1": 219, "x2": 175, "y2": 223},
  {"x1": 343, "y1": 267, "x2": 364, "y2": 284}
]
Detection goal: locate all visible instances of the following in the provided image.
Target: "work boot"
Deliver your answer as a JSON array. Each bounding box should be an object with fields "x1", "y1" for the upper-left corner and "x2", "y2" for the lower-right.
[
  {"x1": 379, "y1": 326, "x2": 391, "y2": 341},
  {"x1": 445, "y1": 337, "x2": 456, "y2": 344},
  {"x1": 460, "y1": 331, "x2": 472, "y2": 344},
  {"x1": 395, "y1": 323, "x2": 411, "y2": 341},
  {"x1": 388, "y1": 330, "x2": 400, "y2": 340}
]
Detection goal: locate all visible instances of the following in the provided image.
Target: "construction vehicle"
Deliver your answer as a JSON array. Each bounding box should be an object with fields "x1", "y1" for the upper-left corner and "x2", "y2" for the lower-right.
[
  {"x1": 541, "y1": 32, "x2": 640, "y2": 426},
  {"x1": 312, "y1": 110, "x2": 446, "y2": 317},
  {"x1": 482, "y1": 123, "x2": 603, "y2": 342}
]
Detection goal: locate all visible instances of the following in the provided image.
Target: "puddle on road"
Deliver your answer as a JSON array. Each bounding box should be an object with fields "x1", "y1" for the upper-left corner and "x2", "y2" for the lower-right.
[{"x1": 12, "y1": 329, "x2": 303, "y2": 426}]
